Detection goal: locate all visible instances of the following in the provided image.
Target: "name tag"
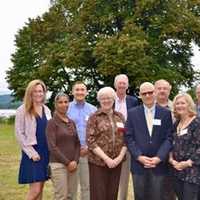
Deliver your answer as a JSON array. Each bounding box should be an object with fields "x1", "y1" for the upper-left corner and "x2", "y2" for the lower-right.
[
  {"x1": 85, "y1": 115, "x2": 89, "y2": 121},
  {"x1": 153, "y1": 119, "x2": 161, "y2": 126},
  {"x1": 179, "y1": 129, "x2": 188, "y2": 136},
  {"x1": 46, "y1": 113, "x2": 51, "y2": 120},
  {"x1": 116, "y1": 122, "x2": 124, "y2": 128}
]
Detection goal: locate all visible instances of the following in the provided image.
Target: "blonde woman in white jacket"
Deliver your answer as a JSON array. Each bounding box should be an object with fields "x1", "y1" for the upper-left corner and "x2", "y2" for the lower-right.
[{"x1": 15, "y1": 80, "x2": 51, "y2": 200}]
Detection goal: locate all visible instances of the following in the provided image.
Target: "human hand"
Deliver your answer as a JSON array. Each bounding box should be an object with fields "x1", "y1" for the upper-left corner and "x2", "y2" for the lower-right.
[
  {"x1": 67, "y1": 161, "x2": 77, "y2": 172},
  {"x1": 169, "y1": 158, "x2": 179, "y2": 167},
  {"x1": 80, "y1": 147, "x2": 88, "y2": 157},
  {"x1": 113, "y1": 156, "x2": 122, "y2": 166},
  {"x1": 32, "y1": 155, "x2": 40, "y2": 162},
  {"x1": 149, "y1": 157, "x2": 161, "y2": 167},
  {"x1": 138, "y1": 156, "x2": 154, "y2": 168},
  {"x1": 104, "y1": 157, "x2": 117, "y2": 168},
  {"x1": 173, "y1": 160, "x2": 193, "y2": 171}
]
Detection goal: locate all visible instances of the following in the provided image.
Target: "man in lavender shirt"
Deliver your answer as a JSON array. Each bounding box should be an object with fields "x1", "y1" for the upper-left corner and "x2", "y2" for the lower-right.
[{"x1": 68, "y1": 81, "x2": 97, "y2": 200}]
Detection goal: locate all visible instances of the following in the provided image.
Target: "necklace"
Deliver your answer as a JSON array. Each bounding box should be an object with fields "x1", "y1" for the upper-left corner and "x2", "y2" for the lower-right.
[{"x1": 177, "y1": 116, "x2": 194, "y2": 135}]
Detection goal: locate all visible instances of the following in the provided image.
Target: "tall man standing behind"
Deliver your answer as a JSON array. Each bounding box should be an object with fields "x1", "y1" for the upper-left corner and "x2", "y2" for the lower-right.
[
  {"x1": 154, "y1": 79, "x2": 172, "y2": 109},
  {"x1": 68, "y1": 81, "x2": 97, "y2": 200},
  {"x1": 114, "y1": 74, "x2": 138, "y2": 200},
  {"x1": 125, "y1": 82, "x2": 173, "y2": 200},
  {"x1": 154, "y1": 79, "x2": 175, "y2": 200}
]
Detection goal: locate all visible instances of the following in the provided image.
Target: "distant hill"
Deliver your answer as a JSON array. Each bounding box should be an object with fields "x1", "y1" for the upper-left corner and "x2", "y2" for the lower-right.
[{"x1": 0, "y1": 94, "x2": 22, "y2": 109}]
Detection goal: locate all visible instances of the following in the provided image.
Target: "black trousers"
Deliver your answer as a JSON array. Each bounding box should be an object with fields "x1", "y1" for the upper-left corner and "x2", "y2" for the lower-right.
[
  {"x1": 89, "y1": 162, "x2": 122, "y2": 200},
  {"x1": 163, "y1": 176, "x2": 176, "y2": 200},
  {"x1": 173, "y1": 177, "x2": 199, "y2": 200},
  {"x1": 132, "y1": 170, "x2": 165, "y2": 200}
]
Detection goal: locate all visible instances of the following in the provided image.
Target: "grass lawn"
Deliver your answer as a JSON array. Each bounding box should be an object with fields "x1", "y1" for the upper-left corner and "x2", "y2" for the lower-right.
[
  {"x1": 0, "y1": 123, "x2": 134, "y2": 200},
  {"x1": 0, "y1": 123, "x2": 53, "y2": 200}
]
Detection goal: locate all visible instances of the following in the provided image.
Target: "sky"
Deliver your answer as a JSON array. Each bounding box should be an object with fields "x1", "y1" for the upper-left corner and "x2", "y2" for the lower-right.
[
  {"x1": 0, "y1": 1, "x2": 200, "y2": 94},
  {"x1": 0, "y1": 0, "x2": 50, "y2": 94}
]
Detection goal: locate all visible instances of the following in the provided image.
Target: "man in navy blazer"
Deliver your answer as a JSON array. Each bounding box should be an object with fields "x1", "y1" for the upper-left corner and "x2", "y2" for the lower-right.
[
  {"x1": 125, "y1": 82, "x2": 173, "y2": 200},
  {"x1": 114, "y1": 74, "x2": 138, "y2": 200}
]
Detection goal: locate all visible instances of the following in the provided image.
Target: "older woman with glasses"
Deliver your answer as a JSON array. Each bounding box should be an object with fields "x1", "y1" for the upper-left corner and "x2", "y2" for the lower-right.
[
  {"x1": 169, "y1": 93, "x2": 200, "y2": 200},
  {"x1": 46, "y1": 93, "x2": 80, "y2": 200},
  {"x1": 86, "y1": 87, "x2": 127, "y2": 200}
]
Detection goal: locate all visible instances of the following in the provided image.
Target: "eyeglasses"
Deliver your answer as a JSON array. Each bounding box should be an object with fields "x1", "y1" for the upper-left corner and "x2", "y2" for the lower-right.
[
  {"x1": 100, "y1": 97, "x2": 114, "y2": 101},
  {"x1": 140, "y1": 91, "x2": 154, "y2": 96}
]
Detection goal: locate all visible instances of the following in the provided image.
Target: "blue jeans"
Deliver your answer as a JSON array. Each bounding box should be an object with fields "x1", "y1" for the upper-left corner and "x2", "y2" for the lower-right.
[{"x1": 132, "y1": 170, "x2": 165, "y2": 200}]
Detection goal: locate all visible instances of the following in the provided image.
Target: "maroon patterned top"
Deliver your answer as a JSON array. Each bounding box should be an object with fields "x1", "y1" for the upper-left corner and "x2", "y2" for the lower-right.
[{"x1": 86, "y1": 109, "x2": 125, "y2": 166}]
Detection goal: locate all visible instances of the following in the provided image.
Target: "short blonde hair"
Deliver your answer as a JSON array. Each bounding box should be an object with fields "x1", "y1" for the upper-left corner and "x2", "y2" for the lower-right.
[
  {"x1": 24, "y1": 79, "x2": 47, "y2": 116},
  {"x1": 173, "y1": 93, "x2": 196, "y2": 119},
  {"x1": 97, "y1": 87, "x2": 117, "y2": 102}
]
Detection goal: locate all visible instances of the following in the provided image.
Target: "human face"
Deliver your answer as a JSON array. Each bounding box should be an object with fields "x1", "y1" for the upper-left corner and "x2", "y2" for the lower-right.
[
  {"x1": 174, "y1": 97, "x2": 189, "y2": 117},
  {"x1": 99, "y1": 95, "x2": 114, "y2": 112},
  {"x1": 140, "y1": 86, "x2": 155, "y2": 108},
  {"x1": 115, "y1": 78, "x2": 128, "y2": 96},
  {"x1": 32, "y1": 84, "x2": 45, "y2": 104},
  {"x1": 72, "y1": 83, "x2": 87, "y2": 102},
  {"x1": 155, "y1": 81, "x2": 171, "y2": 101},
  {"x1": 55, "y1": 96, "x2": 69, "y2": 115}
]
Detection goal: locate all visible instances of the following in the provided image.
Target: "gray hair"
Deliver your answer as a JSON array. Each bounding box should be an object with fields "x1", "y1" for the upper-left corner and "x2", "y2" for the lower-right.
[
  {"x1": 114, "y1": 74, "x2": 129, "y2": 88},
  {"x1": 139, "y1": 82, "x2": 154, "y2": 92},
  {"x1": 97, "y1": 87, "x2": 117, "y2": 101},
  {"x1": 54, "y1": 92, "x2": 69, "y2": 102}
]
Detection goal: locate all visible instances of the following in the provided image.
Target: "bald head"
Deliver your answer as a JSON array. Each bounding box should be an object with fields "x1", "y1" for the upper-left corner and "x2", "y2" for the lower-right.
[
  {"x1": 140, "y1": 82, "x2": 154, "y2": 93},
  {"x1": 139, "y1": 82, "x2": 155, "y2": 108}
]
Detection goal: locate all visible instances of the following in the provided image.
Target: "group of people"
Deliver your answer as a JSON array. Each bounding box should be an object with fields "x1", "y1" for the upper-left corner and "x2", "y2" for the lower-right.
[{"x1": 15, "y1": 75, "x2": 200, "y2": 200}]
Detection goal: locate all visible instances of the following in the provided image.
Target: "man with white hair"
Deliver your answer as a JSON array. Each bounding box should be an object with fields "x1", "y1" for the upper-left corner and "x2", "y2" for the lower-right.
[
  {"x1": 114, "y1": 74, "x2": 138, "y2": 200},
  {"x1": 125, "y1": 82, "x2": 173, "y2": 200}
]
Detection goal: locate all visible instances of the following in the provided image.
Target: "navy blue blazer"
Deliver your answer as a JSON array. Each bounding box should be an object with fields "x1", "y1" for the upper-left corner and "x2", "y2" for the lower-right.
[
  {"x1": 125, "y1": 95, "x2": 139, "y2": 110},
  {"x1": 125, "y1": 104, "x2": 173, "y2": 175}
]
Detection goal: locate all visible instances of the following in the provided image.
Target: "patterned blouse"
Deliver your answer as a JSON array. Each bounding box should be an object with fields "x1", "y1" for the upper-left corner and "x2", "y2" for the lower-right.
[
  {"x1": 172, "y1": 117, "x2": 200, "y2": 185},
  {"x1": 86, "y1": 109, "x2": 125, "y2": 167}
]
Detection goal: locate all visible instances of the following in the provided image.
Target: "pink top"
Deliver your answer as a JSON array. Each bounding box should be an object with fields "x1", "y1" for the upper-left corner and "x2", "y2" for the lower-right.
[{"x1": 15, "y1": 104, "x2": 51, "y2": 159}]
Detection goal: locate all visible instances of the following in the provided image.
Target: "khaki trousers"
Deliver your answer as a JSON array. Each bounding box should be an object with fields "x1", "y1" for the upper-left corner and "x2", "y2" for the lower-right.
[
  {"x1": 50, "y1": 162, "x2": 77, "y2": 200},
  {"x1": 118, "y1": 151, "x2": 131, "y2": 200},
  {"x1": 76, "y1": 156, "x2": 90, "y2": 200}
]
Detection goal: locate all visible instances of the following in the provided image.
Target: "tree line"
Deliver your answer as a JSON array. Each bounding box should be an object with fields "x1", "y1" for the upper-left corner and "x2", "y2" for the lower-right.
[{"x1": 6, "y1": 0, "x2": 200, "y2": 106}]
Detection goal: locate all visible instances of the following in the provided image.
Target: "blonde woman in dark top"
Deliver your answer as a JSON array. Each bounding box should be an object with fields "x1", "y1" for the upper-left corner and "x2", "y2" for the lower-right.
[
  {"x1": 46, "y1": 93, "x2": 80, "y2": 200},
  {"x1": 169, "y1": 93, "x2": 200, "y2": 200},
  {"x1": 87, "y1": 87, "x2": 127, "y2": 200}
]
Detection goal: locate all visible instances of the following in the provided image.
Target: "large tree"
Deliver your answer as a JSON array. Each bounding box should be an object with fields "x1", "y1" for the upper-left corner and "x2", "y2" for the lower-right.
[{"x1": 7, "y1": 0, "x2": 200, "y2": 104}]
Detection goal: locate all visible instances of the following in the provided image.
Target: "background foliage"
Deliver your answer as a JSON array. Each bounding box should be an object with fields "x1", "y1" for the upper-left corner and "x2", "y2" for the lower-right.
[{"x1": 6, "y1": 0, "x2": 200, "y2": 105}]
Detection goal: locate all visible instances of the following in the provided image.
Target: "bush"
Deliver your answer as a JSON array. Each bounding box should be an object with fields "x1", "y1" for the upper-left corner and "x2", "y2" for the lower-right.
[{"x1": 0, "y1": 116, "x2": 15, "y2": 124}]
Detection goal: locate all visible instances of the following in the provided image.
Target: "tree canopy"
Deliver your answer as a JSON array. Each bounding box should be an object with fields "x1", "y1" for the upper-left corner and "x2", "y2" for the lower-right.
[{"x1": 6, "y1": 0, "x2": 200, "y2": 104}]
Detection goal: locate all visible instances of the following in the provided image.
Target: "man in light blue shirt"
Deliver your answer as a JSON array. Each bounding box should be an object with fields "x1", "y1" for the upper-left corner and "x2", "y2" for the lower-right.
[{"x1": 68, "y1": 81, "x2": 97, "y2": 200}]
